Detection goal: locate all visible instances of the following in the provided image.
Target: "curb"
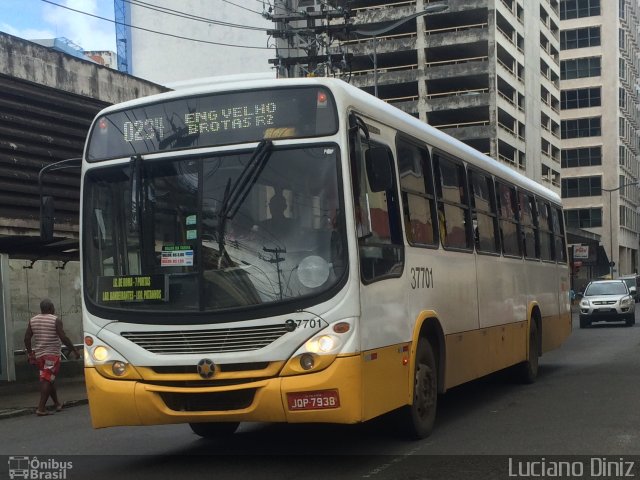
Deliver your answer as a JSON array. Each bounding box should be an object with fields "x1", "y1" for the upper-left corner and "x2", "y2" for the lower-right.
[{"x1": 0, "y1": 399, "x2": 88, "y2": 421}]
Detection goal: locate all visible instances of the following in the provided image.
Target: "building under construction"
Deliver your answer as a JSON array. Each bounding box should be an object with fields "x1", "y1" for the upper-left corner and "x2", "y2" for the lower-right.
[{"x1": 271, "y1": 0, "x2": 562, "y2": 193}]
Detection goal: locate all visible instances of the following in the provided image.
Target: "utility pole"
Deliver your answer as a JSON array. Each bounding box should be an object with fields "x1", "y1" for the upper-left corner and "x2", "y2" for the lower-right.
[
  {"x1": 267, "y1": 0, "x2": 353, "y2": 78},
  {"x1": 263, "y1": 246, "x2": 286, "y2": 299}
]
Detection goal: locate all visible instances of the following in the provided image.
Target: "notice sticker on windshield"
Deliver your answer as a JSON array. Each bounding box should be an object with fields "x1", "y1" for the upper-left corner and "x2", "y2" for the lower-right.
[
  {"x1": 186, "y1": 215, "x2": 197, "y2": 226},
  {"x1": 186, "y1": 229, "x2": 197, "y2": 240},
  {"x1": 161, "y1": 249, "x2": 194, "y2": 267}
]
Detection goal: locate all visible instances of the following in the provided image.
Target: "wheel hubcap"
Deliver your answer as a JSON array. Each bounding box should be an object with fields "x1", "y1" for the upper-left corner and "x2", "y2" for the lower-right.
[{"x1": 415, "y1": 362, "x2": 436, "y2": 419}]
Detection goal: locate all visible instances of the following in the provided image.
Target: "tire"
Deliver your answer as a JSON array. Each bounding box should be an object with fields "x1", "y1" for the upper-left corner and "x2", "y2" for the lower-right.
[
  {"x1": 515, "y1": 320, "x2": 539, "y2": 384},
  {"x1": 579, "y1": 316, "x2": 591, "y2": 329},
  {"x1": 625, "y1": 314, "x2": 635, "y2": 327},
  {"x1": 398, "y1": 340, "x2": 438, "y2": 439},
  {"x1": 189, "y1": 421, "x2": 239, "y2": 438}
]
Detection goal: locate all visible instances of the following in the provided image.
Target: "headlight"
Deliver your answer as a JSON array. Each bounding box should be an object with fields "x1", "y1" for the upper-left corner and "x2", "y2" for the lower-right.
[
  {"x1": 92, "y1": 346, "x2": 109, "y2": 361},
  {"x1": 305, "y1": 334, "x2": 338, "y2": 354},
  {"x1": 580, "y1": 299, "x2": 590, "y2": 308},
  {"x1": 621, "y1": 297, "x2": 632, "y2": 306}
]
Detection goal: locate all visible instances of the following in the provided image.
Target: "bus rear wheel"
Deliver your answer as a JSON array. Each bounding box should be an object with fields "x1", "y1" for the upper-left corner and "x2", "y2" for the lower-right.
[
  {"x1": 400, "y1": 340, "x2": 438, "y2": 439},
  {"x1": 189, "y1": 421, "x2": 239, "y2": 438}
]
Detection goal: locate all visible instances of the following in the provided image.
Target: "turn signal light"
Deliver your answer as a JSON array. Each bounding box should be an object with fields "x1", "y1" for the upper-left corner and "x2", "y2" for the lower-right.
[{"x1": 333, "y1": 322, "x2": 350, "y2": 334}]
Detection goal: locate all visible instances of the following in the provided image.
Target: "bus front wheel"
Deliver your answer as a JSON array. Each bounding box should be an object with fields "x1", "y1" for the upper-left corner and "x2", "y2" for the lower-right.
[
  {"x1": 189, "y1": 421, "x2": 239, "y2": 438},
  {"x1": 400, "y1": 339, "x2": 438, "y2": 439}
]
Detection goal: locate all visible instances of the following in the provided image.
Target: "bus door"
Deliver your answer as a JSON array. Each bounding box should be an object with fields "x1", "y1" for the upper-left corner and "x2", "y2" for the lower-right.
[{"x1": 348, "y1": 113, "x2": 409, "y2": 417}]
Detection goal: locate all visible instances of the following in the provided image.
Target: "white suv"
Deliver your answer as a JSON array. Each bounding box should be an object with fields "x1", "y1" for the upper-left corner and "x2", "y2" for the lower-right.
[{"x1": 579, "y1": 280, "x2": 636, "y2": 328}]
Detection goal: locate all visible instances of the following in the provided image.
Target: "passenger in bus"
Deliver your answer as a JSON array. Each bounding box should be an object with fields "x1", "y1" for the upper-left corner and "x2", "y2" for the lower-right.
[{"x1": 260, "y1": 191, "x2": 295, "y2": 239}]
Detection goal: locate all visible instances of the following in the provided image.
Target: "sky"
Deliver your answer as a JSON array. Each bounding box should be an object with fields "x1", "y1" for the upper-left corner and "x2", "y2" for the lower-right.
[
  {"x1": 0, "y1": 0, "x2": 274, "y2": 80},
  {"x1": 1, "y1": 0, "x2": 117, "y2": 52}
]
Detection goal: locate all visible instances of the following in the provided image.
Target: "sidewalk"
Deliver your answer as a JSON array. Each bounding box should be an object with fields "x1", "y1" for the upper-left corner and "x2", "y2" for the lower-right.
[{"x1": 0, "y1": 363, "x2": 87, "y2": 420}]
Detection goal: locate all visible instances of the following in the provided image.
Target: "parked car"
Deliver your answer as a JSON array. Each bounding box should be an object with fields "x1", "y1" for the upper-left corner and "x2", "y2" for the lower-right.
[
  {"x1": 619, "y1": 275, "x2": 640, "y2": 302},
  {"x1": 579, "y1": 280, "x2": 636, "y2": 328}
]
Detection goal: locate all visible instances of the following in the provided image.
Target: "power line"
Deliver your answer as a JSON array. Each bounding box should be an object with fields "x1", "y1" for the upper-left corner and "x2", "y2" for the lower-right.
[
  {"x1": 39, "y1": 0, "x2": 273, "y2": 50},
  {"x1": 219, "y1": 0, "x2": 264, "y2": 15},
  {"x1": 126, "y1": 0, "x2": 267, "y2": 31}
]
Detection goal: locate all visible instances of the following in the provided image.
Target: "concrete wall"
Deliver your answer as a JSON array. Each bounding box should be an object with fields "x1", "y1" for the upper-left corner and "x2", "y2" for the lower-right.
[
  {"x1": 0, "y1": 32, "x2": 166, "y2": 104},
  {"x1": 9, "y1": 260, "x2": 82, "y2": 357}
]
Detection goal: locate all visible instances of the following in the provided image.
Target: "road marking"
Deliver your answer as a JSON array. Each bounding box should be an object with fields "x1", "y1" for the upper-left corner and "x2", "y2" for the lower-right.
[{"x1": 361, "y1": 446, "x2": 421, "y2": 478}]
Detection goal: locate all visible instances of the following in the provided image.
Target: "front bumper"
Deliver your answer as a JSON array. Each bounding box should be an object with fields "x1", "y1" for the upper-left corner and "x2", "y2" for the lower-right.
[
  {"x1": 579, "y1": 305, "x2": 634, "y2": 321},
  {"x1": 85, "y1": 355, "x2": 363, "y2": 428}
]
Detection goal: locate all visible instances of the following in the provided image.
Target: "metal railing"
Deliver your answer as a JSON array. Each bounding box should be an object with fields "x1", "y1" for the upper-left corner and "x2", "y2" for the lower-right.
[
  {"x1": 350, "y1": 62, "x2": 419, "y2": 77},
  {"x1": 425, "y1": 87, "x2": 489, "y2": 99},
  {"x1": 425, "y1": 22, "x2": 488, "y2": 36},
  {"x1": 425, "y1": 55, "x2": 489, "y2": 68},
  {"x1": 436, "y1": 120, "x2": 490, "y2": 129},
  {"x1": 14, "y1": 344, "x2": 84, "y2": 361},
  {"x1": 342, "y1": 31, "x2": 416, "y2": 45}
]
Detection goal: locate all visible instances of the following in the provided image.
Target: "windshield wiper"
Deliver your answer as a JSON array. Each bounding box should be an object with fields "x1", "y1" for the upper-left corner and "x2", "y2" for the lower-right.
[{"x1": 215, "y1": 139, "x2": 273, "y2": 267}]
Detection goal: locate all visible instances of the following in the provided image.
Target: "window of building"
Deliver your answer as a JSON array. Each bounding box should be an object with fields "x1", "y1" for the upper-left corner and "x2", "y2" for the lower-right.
[
  {"x1": 560, "y1": 27, "x2": 601, "y2": 50},
  {"x1": 561, "y1": 87, "x2": 601, "y2": 109},
  {"x1": 560, "y1": 0, "x2": 600, "y2": 20},
  {"x1": 565, "y1": 208, "x2": 602, "y2": 228},
  {"x1": 561, "y1": 117, "x2": 601, "y2": 139},
  {"x1": 561, "y1": 146, "x2": 602, "y2": 167},
  {"x1": 561, "y1": 176, "x2": 602, "y2": 198},
  {"x1": 561, "y1": 57, "x2": 601, "y2": 80},
  {"x1": 620, "y1": 88, "x2": 626, "y2": 108}
]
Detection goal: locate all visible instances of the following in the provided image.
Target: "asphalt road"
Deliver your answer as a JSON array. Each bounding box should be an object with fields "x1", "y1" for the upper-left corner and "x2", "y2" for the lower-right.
[{"x1": 2, "y1": 311, "x2": 640, "y2": 479}]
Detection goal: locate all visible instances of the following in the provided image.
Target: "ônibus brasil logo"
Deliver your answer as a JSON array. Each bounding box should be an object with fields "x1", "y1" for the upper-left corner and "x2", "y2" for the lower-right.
[{"x1": 8, "y1": 456, "x2": 73, "y2": 479}]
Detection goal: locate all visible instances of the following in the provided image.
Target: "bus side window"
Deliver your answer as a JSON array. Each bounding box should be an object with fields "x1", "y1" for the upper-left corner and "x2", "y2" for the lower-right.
[
  {"x1": 434, "y1": 153, "x2": 472, "y2": 250},
  {"x1": 469, "y1": 170, "x2": 500, "y2": 254},
  {"x1": 538, "y1": 200, "x2": 554, "y2": 261},
  {"x1": 351, "y1": 132, "x2": 404, "y2": 283},
  {"x1": 519, "y1": 191, "x2": 539, "y2": 260},
  {"x1": 397, "y1": 138, "x2": 437, "y2": 247},
  {"x1": 551, "y1": 206, "x2": 568, "y2": 262},
  {"x1": 497, "y1": 182, "x2": 521, "y2": 257}
]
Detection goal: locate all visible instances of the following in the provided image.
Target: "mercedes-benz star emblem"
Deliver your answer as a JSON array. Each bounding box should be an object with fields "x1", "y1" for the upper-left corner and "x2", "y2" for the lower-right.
[{"x1": 197, "y1": 358, "x2": 215, "y2": 379}]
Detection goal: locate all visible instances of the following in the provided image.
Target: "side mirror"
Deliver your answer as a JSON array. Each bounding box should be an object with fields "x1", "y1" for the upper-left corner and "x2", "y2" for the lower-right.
[
  {"x1": 365, "y1": 147, "x2": 393, "y2": 192},
  {"x1": 630, "y1": 286, "x2": 636, "y2": 295}
]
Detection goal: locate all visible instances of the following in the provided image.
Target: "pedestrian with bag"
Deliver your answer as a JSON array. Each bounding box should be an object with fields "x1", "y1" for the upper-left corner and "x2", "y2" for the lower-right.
[{"x1": 24, "y1": 299, "x2": 80, "y2": 416}]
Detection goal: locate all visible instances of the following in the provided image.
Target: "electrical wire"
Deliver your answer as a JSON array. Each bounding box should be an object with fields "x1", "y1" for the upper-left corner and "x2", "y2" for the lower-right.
[
  {"x1": 39, "y1": 0, "x2": 273, "y2": 50},
  {"x1": 256, "y1": 0, "x2": 296, "y2": 15},
  {"x1": 219, "y1": 0, "x2": 264, "y2": 15},
  {"x1": 125, "y1": 0, "x2": 267, "y2": 31}
]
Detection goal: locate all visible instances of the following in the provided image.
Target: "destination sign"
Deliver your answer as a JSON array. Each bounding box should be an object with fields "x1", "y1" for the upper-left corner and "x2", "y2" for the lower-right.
[
  {"x1": 86, "y1": 87, "x2": 338, "y2": 161},
  {"x1": 97, "y1": 274, "x2": 168, "y2": 303}
]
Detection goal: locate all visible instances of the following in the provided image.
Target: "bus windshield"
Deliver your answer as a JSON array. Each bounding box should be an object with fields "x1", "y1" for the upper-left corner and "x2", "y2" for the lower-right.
[{"x1": 83, "y1": 144, "x2": 347, "y2": 320}]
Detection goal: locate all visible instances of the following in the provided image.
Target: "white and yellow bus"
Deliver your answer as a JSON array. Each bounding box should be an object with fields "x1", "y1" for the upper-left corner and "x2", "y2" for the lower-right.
[{"x1": 81, "y1": 77, "x2": 571, "y2": 438}]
